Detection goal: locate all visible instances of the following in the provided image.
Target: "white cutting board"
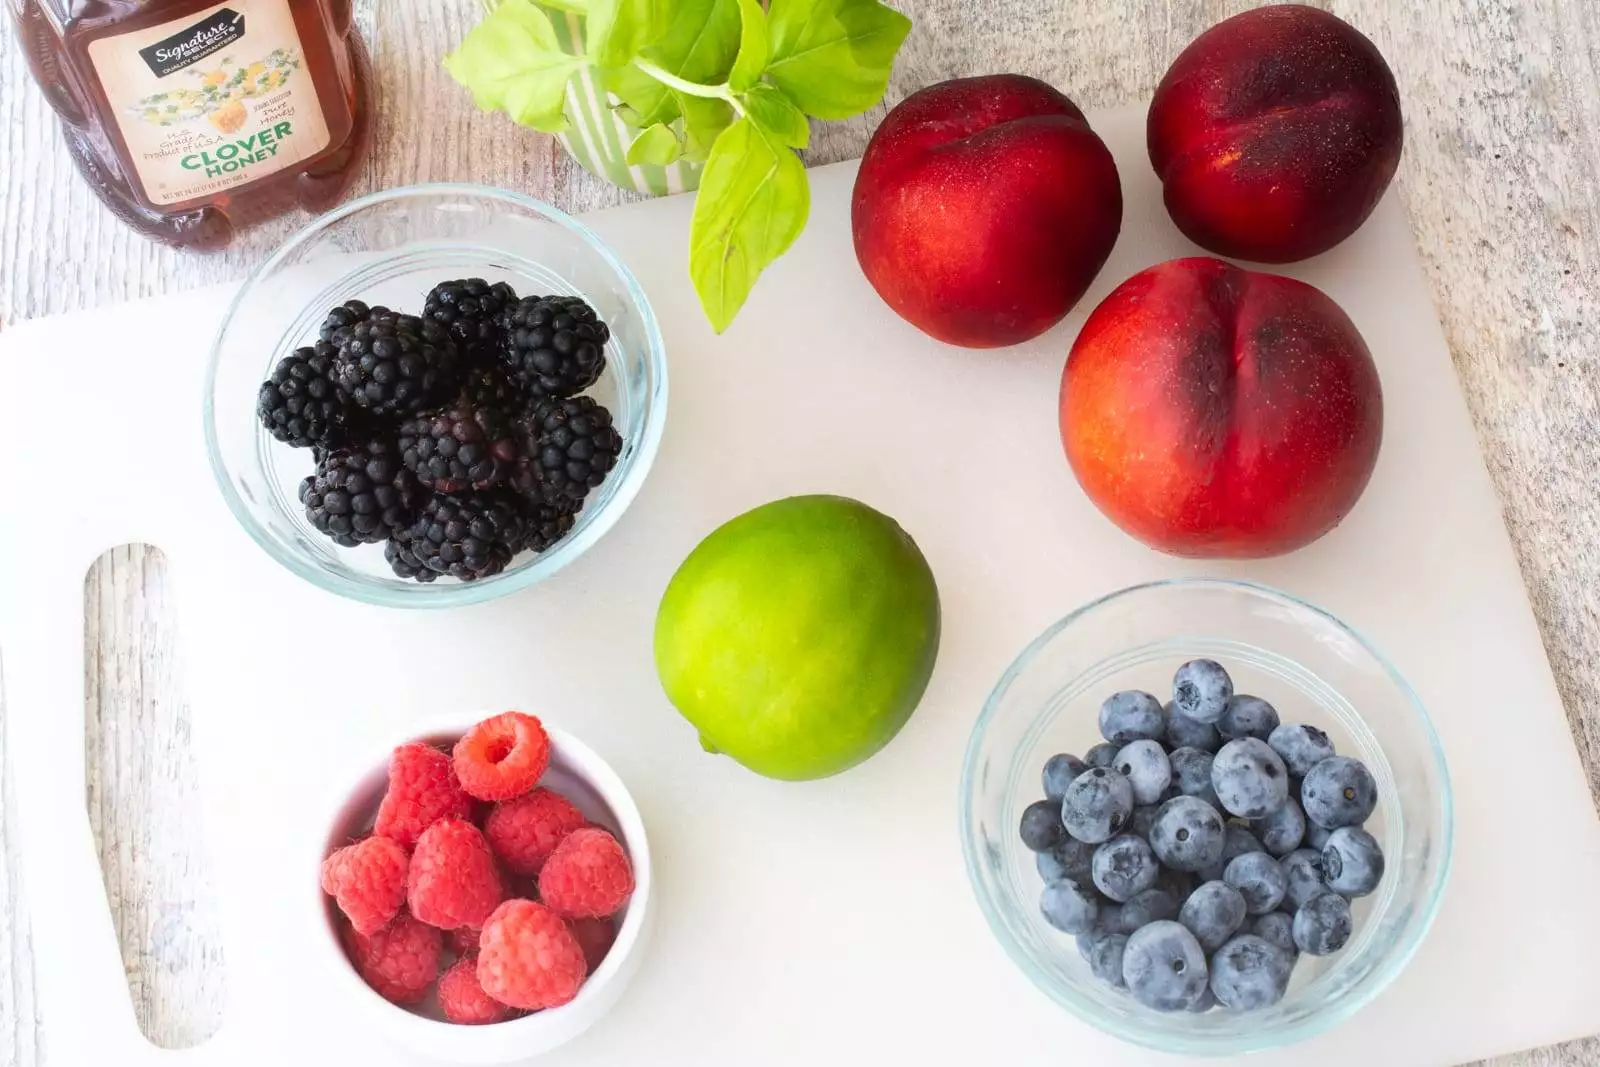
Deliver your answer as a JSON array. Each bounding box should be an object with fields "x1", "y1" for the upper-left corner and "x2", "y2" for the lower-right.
[{"x1": 4, "y1": 105, "x2": 1599, "y2": 1067}]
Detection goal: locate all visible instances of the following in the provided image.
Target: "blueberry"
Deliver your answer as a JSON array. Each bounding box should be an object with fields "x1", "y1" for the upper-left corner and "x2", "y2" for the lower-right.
[
  {"x1": 1268, "y1": 723, "x2": 1336, "y2": 778},
  {"x1": 1250, "y1": 911, "x2": 1298, "y2": 958},
  {"x1": 1217, "y1": 695, "x2": 1280, "y2": 742},
  {"x1": 1165, "y1": 701, "x2": 1221, "y2": 752},
  {"x1": 1179, "y1": 880, "x2": 1248, "y2": 952},
  {"x1": 1280, "y1": 848, "x2": 1329, "y2": 911},
  {"x1": 1040, "y1": 878, "x2": 1100, "y2": 935},
  {"x1": 1060, "y1": 767, "x2": 1135, "y2": 844},
  {"x1": 1305, "y1": 821, "x2": 1333, "y2": 851},
  {"x1": 1224, "y1": 851, "x2": 1288, "y2": 914},
  {"x1": 1114, "y1": 739, "x2": 1172, "y2": 805},
  {"x1": 1209, "y1": 934, "x2": 1293, "y2": 1011},
  {"x1": 1112, "y1": 887, "x2": 1180, "y2": 933},
  {"x1": 1085, "y1": 742, "x2": 1120, "y2": 769},
  {"x1": 1301, "y1": 756, "x2": 1377, "y2": 829},
  {"x1": 1149, "y1": 796, "x2": 1226, "y2": 873},
  {"x1": 1121, "y1": 921, "x2": 1209, "y2": 1012},
  {"x1": 1252, "y1": 797, "x2": 1306, "y2": 856},
  {"x1": 1075, "y1": 931, "x2": 1098, "y2": 961},
  {"x1": 1128, "y1": 804, "x2": 1161, "y2": 840},
  {"x1": 1091, "y1": 835, "x2": 1161, "y2": 903},
  {"x1": 1169, "y1": 746, "x2": 1220, "y2": 808},
  {"x1": 1037, "y1": 836, "x2": 1096, "y2": 886},
  {"x1": 1172, "y1": 659, "x2": 1233, "y2": 724},
  {"x1": 1292, "y1": 892, "x2": 1353, "y2": 955},
  {"x1": 1211, "y1": 738, "x2": 1290, "y2": 819},
  {"x1": 1186, "y1": 987, "x2": 1218, "y2": 1013},
  {"x1": 1087, "y1": 932, "x2": 1129, "y2": 988},
  {"x1": 1099, "y1": 690, "x2": 1165, "y2": 745},
  {"x1": 1019, "y1": 798, "x2": 1065, "y2": 851},
  {"x1": 1043, "y1": 753, "x2": 1088, "y2": 801},
  {"x1": 1322, "y1": 826, "x2": 1385, "y2": 897}
]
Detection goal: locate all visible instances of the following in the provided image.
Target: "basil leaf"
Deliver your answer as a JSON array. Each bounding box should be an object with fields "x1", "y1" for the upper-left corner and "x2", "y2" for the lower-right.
[
  {"x1": 535, "y1": 0, "x2": 589, "y2": 11},
  {"x1": 743, "y1": 82, "x2": 809, "y2": 148},
  {"x1": 690, "y1": 117, "x2": 810, "y2": 331},
  {"x1": 678, "y1": 93, "x2": 735, "y2": 161},
  {"x1": 444, "y1": 0, "x2": 585, "y2": 133},
  {"x1": 587, "y1": 0, "x2": 672, "y2": 68},
  {"x1": 601, "y1": 0, "x2": 739, "y2": 127},
  {"x1": 626, "y1": 122, "x2": 684, "y2": 165},
  {"x1": 727, "y1": 0, "x2": 769, "y2": 93},
  {"x1": 765, "y1": 0, "x2": 910, "y2": 120}
]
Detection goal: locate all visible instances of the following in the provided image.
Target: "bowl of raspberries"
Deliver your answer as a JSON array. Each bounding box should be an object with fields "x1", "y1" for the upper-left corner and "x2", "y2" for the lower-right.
[
  {"x1": 206, "y1": 183, "x2": 667, "y2": 606},
  {"x1": 316, "y1": 710, "x2": 652, "y2": 1062},
  {"x1": 959, "y1": 579, "x2": 1452, "y2": 1055}
]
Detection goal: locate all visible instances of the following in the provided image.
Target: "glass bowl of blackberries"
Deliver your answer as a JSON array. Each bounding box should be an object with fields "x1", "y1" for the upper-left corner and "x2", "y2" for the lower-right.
[
  {"x1": 959, "y1": 578, "x2": 1452, "y2": 1055},
  {"x1": 205, "y1": 183, "x2": 667, "y2": 607}
]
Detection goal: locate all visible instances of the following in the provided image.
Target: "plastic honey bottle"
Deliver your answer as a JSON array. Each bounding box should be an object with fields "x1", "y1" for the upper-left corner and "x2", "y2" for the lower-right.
[{"x1": 8, "y1": 0, "x2": 372, "y2": 250}]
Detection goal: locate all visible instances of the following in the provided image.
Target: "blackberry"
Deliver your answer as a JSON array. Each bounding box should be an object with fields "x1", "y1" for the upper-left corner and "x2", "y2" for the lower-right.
[
  {"x1": 384, "y1": 536, "x2": 435, "y2": 583},
  {"x1": 334, "y1": 314, "x2": 460, "y2": 417},
  {"x1": 517, "y1": 496, "x2": 578, "y2": 554},
  {"x1": 318, "y1": 299, "x2": 385, "y2": 345},
  {"x1": 517, "y1": 396, "x2": 622, "y2": 504},
  {"x1": 397, "y1": 392, "x2": 522, "y2": 493},
  {"x1": 299, "y1": 440, "x2": 424, "y2": 547},
  {"x1": 424, "y1": 279, "x2": 518, "y2": 366},
  {"x1": 501, "y1": 295, "x2": 608, "y2": 398},
  {"x1": 398, "y1": 493, "x2": 526, "y2": 582},
  {"x1": 257, "y1": 341, "x2": 360, "y2": 449}
]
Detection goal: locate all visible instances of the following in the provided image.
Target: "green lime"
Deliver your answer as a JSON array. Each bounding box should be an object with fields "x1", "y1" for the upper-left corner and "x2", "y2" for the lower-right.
[{"x1": 654, "y1": 495, "x2": 941, "y2": 780}]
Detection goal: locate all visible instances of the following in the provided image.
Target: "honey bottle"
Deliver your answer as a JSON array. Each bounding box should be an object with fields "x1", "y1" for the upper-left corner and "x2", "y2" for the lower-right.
[{"x1": 8, "y1": 0, "x2": 372, "y2": 250}]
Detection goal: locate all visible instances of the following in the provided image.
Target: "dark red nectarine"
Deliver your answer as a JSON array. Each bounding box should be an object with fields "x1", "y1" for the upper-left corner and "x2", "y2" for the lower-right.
[
  {"x1": 852, "y1": 74, "x2": 1122, "y2": 348},
  {"x1": 1148, "y1": 4, "x2": 1402, "y2": 263},
  {"x1": 1059, "y1": 257, "x2": 1382, "y2": 558}
]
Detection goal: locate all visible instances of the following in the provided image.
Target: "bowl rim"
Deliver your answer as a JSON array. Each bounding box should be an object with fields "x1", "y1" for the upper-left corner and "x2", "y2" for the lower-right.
[
  {"x1": 310, "y1": 715, "x2": 654, "y2": 1062},
  {"x1": 957, "y1": 576, "x2": 1454, "y2": 1055},
  {"x1": 202, "y1": 181, "x2": 669, "y2": 609}
]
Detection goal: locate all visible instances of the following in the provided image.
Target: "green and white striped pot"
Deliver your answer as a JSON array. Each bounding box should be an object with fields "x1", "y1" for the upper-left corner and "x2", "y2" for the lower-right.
[{"x1": 547, "y1": 10, "x2": 705, "y2": 196}]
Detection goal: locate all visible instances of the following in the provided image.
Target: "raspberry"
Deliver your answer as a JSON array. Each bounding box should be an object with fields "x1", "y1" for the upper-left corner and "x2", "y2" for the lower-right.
[
  {"x1": 483, "y1": 787, "x2": 586, "y2": 877},
  {"x1": 438, "y1": 954, "x2": 515, "y2": 1025},
  {"x1": 453, "y1": 712, "x2": 551, "y2": 801},
  {"x1": 321, "y1": 836, "x2": 410, "y2": 936},
  {"x1": 408, "y1": 819, "x2": 504, "y2": 930},
  {"x1": 477, "y1": 899, "x2": 587, "y2": 1010},
  {"x1": 537, "y1": 827, "x2": 635, "y2": 919},
  {"x1": 374, "y1": 742, "x2": 473, "y2": 849},
  {"x1": 343, "y1": 911, "x2": 442, "y2": 1005},
  {"x1": 567, "y1": 916, "x2": 617, "y2": 973}
]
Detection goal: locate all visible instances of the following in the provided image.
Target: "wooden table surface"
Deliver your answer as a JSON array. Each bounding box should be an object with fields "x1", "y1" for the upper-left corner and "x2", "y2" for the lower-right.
[{"x1": 1, "y1": 1, "x2": 1596, "y2": 1064}]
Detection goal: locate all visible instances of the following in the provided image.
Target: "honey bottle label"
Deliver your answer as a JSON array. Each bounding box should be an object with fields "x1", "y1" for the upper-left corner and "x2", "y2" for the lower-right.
[{"x1": 86, "y1": 0, "x2": 332, "y2": 207}]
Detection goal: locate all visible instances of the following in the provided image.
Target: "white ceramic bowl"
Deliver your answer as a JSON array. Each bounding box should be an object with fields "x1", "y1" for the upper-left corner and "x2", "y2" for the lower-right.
[{"x1": 312, "y1": 718, "x2": 654, "y2": 1064}]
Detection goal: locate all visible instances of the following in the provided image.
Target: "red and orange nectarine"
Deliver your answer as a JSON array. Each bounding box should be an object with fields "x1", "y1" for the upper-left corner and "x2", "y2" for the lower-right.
[
  {"x1": 1059, "y1": 257, "x2": 1382, "y2": 558},
  {"x1": 1148, "y1": 4, "x2": 1403, "y2": 263},
  {"x1": 852, "y1": 74, "x2": 1123, "y2": 348}
]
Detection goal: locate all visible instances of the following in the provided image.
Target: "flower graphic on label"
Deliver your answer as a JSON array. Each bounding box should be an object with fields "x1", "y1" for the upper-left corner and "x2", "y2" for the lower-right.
[{"x1": 127, "y1": 47, "x2": 301, "y2": 127}]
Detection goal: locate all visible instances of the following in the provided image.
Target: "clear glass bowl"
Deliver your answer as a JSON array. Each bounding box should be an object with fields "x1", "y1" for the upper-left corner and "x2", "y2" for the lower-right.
[
  {"x1": 204, "y1": 183, "x2": 667, "y2": 608},
  {"x1": 959, "y1": 579, "x2": 1452, "y2": 1055}
]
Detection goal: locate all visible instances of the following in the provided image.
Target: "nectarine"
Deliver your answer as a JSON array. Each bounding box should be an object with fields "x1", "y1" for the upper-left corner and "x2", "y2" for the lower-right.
[
  {"x1": 1148, "y1": 4, "x2": 1403, "y2": 263},
  {"x1": 852, "y1": 74, "x2": 1122, "y2": 348},
  {"x1": 1059, "y1": 257, "x2": 1382, "y2": 558}
]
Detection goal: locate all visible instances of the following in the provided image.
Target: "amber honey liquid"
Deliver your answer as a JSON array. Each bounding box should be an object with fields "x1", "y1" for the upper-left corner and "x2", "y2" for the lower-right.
[{"x1": 9, "y1": 0, "x2": 371, "y2": 250}]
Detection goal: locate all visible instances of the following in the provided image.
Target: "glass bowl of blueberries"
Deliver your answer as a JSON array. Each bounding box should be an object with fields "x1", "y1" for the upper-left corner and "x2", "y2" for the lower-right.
[
  {"x1": 205, "y1": 183, "x2": 668, "y2": 608},
  {"x1": 959, "y1": 578, "x2": 1452, "y2": 1055}
]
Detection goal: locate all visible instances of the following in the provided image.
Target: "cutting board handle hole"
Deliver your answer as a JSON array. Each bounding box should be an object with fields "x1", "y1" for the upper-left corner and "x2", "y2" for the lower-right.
[{"x1": 83, "y1": 545, "x2": 227, "y2": 1050}]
